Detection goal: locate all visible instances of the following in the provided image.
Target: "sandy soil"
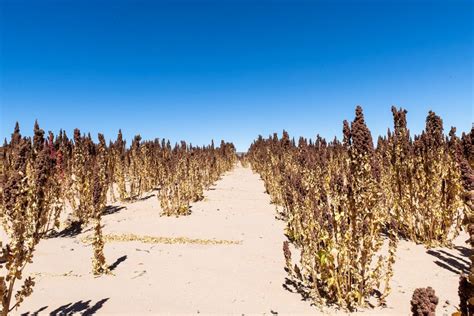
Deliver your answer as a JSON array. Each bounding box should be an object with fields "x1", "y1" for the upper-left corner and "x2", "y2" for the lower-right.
[{"x1": 15, "y1": 164, "x2": 467, "y2": 315}]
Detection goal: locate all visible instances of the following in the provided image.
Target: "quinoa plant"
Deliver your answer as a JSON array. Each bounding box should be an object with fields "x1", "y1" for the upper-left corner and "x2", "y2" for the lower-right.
[
  {"x1": 112, "y1": 130, "x2": 128, "y2": 201},
  {"x1": 0, "y1": 123, "x2": 62, "y2": 315},
  {"x1": 90, "y1": 134, "x2": 109, "y2": 275},
  {"x1": 411, "y1": 287, "x2": 438, "y2": 316},
  {"x1": 456, "y1": 127, "x2": 474, "y2": 315}
]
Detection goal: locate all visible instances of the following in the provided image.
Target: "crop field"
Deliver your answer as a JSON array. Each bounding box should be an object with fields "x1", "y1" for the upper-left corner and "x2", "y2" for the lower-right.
[
  {"x1": 0, "y1": 106, "x2": 472, "y2": 315},
  {"x1": 1, "y1": 1, "x2": 472, "y2": 315}
]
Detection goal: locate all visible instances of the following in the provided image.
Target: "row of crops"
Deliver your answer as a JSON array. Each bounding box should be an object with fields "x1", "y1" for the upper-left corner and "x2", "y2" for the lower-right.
[
  {"x1": 245, "y1": 106, "x2": 473, "y2": 314},
  {"x1": 0, "y1": 123, "x2": 236, "y2": 314}
]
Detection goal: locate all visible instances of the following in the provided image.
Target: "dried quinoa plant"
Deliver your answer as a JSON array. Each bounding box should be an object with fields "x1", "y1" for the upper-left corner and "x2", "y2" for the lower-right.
[
  {"x1": 128, "y1": 135, "x2": 143, "y2": 200},
  {"x1": 381, "y1": 108, "x2": 463, "y2": 247},
  {"x1": 410, "y1": 287, "x2": 438, "y2": 316},
  {"x1": 457, "y1": 126, "x2": 474, "y2": 315},
  {"x1": 112, "y1": 130, "x2": 128, "y2": 201},
  {"x1": 409, "y1": 112, "x2": 463, "y2": 246},
  {"x1": 70, "y1": 129, "x2": 95, "y2": 226},
  {"x1": 90, "y1": 134, "x2": 109, "y2": 275},
  {"x1": 0, "y1": 123, "x2": 62, "y2": 315}
]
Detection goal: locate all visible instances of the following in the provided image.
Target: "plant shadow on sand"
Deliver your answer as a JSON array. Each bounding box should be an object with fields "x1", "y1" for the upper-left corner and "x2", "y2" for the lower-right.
[
  {"x1": 47, "y1": 205, "x2": 125, "y2": 239},
  {"x1": 102, "y1": 205, "x2": 126, "y2": 216},
  {"x1": 122, "y1": 193, "x2": 156, "y2": 202},
  {"x1": 47, "y1": 221, "x2": 92, "y2": 239},
  {"x1": 138, "y1": 193, "x2": 155, "y2": 201},
  {"x1": 109, "y1": 255, "x2": 127, "y2": 271},
  {"x1": 427, "y1": 245, "x2": 471, "y2": 275},
  {"x1": 51, "y1": 298, "x2": 109, "y2": 315},
  {"x1": 21, "y1": 298, "x2": 109, "y2": 315},
  {"x1": 282, "y1": 268, "x2": 311, "y2": 302},
  {"x1": 20, "y1": 306, "x2": 48, "y2": 316}
]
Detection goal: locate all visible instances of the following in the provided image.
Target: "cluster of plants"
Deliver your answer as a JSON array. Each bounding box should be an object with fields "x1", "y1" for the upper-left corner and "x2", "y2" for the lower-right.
[
  {"x1": 0, "y1": 123, "x2": 114, "y2": 314},
  {"x1": 0, "y1": 123, "x2": 236, "y2": 314},
  {"x1": 456, "y1": 126, "x2": 474, "y2": 315},
  {"x1": 157, "y1": 140, "x2": 236, "y2": 216},
  {"x1": 0, "y1": 122, "x2": 68, "y2": 314},
  {"x1": 247, "y1": 106, "x2": 467, "y2": 310},
  {"x1": 107, "y1": 132, "x2": 236, "y2": 216}
]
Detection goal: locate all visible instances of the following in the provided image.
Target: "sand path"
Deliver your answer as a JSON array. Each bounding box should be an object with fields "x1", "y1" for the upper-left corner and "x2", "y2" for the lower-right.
[{"x1": 17, "y1": 164, "x2": 467, "y2": 315}]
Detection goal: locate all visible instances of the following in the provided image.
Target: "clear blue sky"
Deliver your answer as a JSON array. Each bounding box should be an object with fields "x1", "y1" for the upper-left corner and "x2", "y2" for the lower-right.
[{"x1": 0, "y1": 0, "x2": 472, "y2": 151}]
